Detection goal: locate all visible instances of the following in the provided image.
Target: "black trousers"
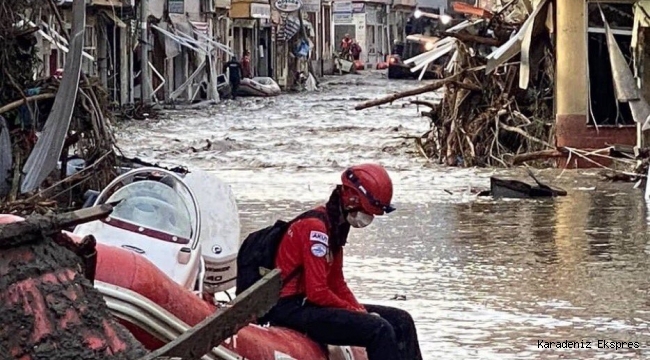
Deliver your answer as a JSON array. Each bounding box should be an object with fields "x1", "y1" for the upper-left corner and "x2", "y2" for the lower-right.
[
  {"x1": 264, "y1": 296, "x2": 423, "y2": 360},
  {"x1": 230, "y1": 80, "x2": 240, "y2": 99}
]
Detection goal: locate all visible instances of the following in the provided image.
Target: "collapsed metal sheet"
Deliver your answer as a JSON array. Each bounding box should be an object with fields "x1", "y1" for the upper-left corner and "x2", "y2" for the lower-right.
[
  {"x1": 485, "y1": 0, "x2": 549, "y2": 76},
  {"x1": 604, "y1": 22, "x2": 640, "y2": 102},
  {"x1": 20, "y1": 0, "x2": 85, "y2": 193},
  {"x1": 601, "y1": 12, "x2": 650, "y2": 130}
]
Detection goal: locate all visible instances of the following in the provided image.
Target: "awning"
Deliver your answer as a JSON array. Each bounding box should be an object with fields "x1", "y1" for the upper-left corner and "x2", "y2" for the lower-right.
[
  {"x1": 192, "y1": 28, "x2": 233, "y2": 55},
  {"x1": 277, "y1": 16, "x2": 300, "y2": 41},
  {"x1": 153, "y1": 23, "x2": 206, "y2": 56},
  {"x1": 169, "y1": 13, "x2": 193, "y2": 36},
  {"x1": 485, "y1": 0, "x2": 550, "y2": 89},
  {"x1": 157, "y1": 22, "x2": 181, "y2": 59},
  {"x1": 150, "y1": 0, "x2": 165, "y2": 19},
  {"x1": 100, "y1": 10, "x2": 127, "y2": 28},
  {"x1": 232, "y1": 19, "x2": 256, "y2": 28},
  {"x1": 190, "y1": 21, "x2": 209, "y2": 36}
]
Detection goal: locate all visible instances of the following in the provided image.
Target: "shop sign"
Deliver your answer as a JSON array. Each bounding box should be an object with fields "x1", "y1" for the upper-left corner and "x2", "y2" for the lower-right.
[
  {"x1": 333, "y1": 1, "x2": 352, "y2": 13},
  {"x1": 333, "y1": 12, "x2": 353, "y2": 23},
  {"x1": 169, "y1": 0, "x2": 184, "y2": 14},
  {"x1": 274, "y1": 0, "x2": 302, "y2": 13},
  {"x1": 352, "y1": 3, "x2": 365, "y2": 13},
  {"x1": 251, "y1": 3, "x2": 271, "y2": 19}
]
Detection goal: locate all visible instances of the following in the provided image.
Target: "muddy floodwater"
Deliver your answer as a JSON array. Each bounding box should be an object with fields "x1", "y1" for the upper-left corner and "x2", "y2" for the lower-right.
[{"x1": 116, "y1": 71, "x2": 650, "y2": 359}]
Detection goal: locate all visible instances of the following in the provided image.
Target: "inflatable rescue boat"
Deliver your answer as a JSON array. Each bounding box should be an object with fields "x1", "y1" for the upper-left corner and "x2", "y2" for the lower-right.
[
  {"x1": 72, "y1": 167, "x2": 367, "y2": 360},
  {"x1": 236, "y1": 77, "x2": 281, "y2": 97}
]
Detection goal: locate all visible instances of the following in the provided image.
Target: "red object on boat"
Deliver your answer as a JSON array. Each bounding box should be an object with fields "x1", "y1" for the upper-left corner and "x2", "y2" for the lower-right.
[
  {"x1": 93, "y1": 242, "x2": 368, "y2": 360},
  {"x1": 0, "y1": 215, "x2": 147, "y2": 360},
  {"x1": 354, "y1": 60, "x2": 365, "y2": 70},
  {"x1": 376, "y1": 62, "x2": 389, "y2": 70}
]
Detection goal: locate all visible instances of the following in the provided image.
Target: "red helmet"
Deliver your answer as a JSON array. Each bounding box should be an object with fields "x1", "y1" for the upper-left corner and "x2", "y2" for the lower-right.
[{"x1": 341, "y1": 163, "x2": 395, "y2": 216}]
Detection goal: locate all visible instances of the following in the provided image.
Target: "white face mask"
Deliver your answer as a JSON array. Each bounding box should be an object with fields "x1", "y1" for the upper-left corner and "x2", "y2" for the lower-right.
[{"x1": 346, "y1": 211, "x2": 375, "y2": 228}]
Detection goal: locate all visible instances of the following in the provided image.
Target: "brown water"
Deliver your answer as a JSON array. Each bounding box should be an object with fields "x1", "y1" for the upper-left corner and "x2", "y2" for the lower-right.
[{"x1": 116, "y1": 71, "x2": 650, "y2": 359}]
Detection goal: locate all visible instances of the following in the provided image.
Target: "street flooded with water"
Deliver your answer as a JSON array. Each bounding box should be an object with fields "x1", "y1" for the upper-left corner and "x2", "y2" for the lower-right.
[{"x1": 115, "y1": 71, "x2": 650, "y2": 359}]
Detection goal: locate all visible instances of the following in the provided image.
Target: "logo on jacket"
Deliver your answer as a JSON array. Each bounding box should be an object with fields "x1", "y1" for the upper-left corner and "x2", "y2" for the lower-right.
[
  {"x1": 310, "y1": 243, "x2": 328, "y2": 258},
  {"x1": 309, "y1": 230, "x2": 329, "y2": 245}
]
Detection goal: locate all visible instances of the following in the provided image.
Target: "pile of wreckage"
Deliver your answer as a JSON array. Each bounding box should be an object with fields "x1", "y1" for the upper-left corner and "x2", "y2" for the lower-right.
[
  {"x1": 358, "y1": 0, "x2": 650, "y2": 181},
  {"x1": 358, "y1": 0, "x2": 555, "y2": 167},
  {"x1": 0, "y1": 0, "x2": 121, "y2": 215}
]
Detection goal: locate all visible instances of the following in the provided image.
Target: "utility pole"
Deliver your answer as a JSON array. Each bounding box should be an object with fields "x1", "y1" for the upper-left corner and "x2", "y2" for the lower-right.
[{"x1": 140, "y1": 0, "x2": 151, "y2": 104}]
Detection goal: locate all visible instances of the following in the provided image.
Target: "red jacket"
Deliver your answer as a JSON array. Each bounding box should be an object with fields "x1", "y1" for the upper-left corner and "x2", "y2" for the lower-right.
[{"x1": 275, "y1": 206, "x2": 364, "y2": 312}]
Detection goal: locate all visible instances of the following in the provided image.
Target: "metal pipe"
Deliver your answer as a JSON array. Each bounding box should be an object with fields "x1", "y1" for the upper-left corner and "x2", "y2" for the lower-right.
[{"x1": 96, "y1": 281, "x2": 242, "y2": 360}]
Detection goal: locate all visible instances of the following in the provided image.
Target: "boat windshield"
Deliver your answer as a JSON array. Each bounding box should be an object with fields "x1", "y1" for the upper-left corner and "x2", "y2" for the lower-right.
[{"x1": 106, "y1": 180, "x2": 193, "y2": 240}]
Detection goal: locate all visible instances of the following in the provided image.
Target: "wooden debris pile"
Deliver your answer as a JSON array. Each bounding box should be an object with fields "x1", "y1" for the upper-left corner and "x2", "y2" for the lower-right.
[
  {"x1": 428, "y1": 39, "x2": 554, "y2": 167},
  {"x1": 357, "y1": 1, "x2": 555, "y2": 167},
  {"x1": 0, "y1": 0, "x2": 120, "y2": 215}
]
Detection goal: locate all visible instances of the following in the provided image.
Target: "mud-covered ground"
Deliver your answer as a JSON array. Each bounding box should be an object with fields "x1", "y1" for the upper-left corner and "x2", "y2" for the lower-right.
[{"x1": 115, "y1": 71, "x2": 650, "y2": 359}]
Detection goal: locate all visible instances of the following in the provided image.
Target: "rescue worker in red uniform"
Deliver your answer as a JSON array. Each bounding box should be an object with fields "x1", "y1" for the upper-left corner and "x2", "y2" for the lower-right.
[
  {"x1": 340, "y1": 34, "x2": 353, "y2": 59},
  {"x1": 264, "y1": 163, "x2": 423, "y2": 360}
]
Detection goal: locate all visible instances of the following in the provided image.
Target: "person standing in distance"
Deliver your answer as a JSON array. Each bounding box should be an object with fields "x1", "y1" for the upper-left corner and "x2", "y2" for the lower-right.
[{"x1": 223, "y1": 56, "x2": 243, "y2": 99}]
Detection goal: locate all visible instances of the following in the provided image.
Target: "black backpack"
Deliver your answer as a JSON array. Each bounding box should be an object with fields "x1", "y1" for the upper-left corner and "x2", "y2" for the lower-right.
[{"x1": 235, "y1": 210, "x2": 328, "y2": 296}]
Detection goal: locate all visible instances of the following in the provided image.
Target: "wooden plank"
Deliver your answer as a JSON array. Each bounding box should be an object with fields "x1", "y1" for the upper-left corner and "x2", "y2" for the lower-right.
[
  {"x1": 140, "y1": 269, "x2": 282, "y2": 360},
  {"x1": 0, "y1": 203, "x2": 115, "y2": 247}
]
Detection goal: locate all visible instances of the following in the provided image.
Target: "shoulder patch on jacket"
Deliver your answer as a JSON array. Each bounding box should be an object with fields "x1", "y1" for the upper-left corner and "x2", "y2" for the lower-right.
[
  {"x1": 311, "y1": 243, "x2": 328, "y2": 258},
  {"x1": 309, "y1": 230, "x2": 329, "y2": 245}
]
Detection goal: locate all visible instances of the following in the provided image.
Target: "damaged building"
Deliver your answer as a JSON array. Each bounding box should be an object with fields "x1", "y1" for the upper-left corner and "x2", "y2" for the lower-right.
[
  {"x1": 358, "y1": 0, "x2": 650, "y2": 169},
  {"x1": 555, "y1": 1, "x2": 641, "y2": 167},
  {"x1": 498, "y1": 0, "x2": 650, "y2": 167}
]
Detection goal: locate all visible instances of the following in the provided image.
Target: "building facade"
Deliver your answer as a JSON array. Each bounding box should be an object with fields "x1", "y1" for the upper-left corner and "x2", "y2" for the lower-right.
[{"x1": 230, "y1": 0, "x2": 272, "y2": 77}]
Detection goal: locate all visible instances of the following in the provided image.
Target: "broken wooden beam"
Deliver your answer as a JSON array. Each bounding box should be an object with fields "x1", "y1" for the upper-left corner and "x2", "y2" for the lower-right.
[
  {"x1": 355, "y1": 72, "x2": 464, "y2": 111},
  {"x1": 511, "y1": 149, "x2": 567, "y2": 165},
  {"x1": 0, "y1": 203, "x2": 115, "y2": 248},
  {"x1": 0, "y1": 93, "x2": 56, "y2": 115},
  {"x1": 139, "y1": 269, "x2": 282, "y2": 360}
]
